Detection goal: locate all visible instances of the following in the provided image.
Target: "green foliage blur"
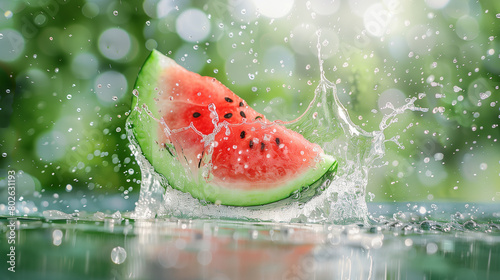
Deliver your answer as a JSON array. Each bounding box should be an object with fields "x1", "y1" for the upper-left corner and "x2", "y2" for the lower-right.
[{"x1": 0, "y1": 0, "x2": 498, "y2": 204}]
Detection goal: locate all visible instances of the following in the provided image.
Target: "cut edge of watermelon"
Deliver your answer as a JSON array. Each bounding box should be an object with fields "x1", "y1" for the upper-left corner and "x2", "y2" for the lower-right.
[
  {"x1": 198, "y1": 154, "x2": 338, "y2": 206},
  {"x1": 128, "y1": 49, "x2": 339, "y2": 206}
]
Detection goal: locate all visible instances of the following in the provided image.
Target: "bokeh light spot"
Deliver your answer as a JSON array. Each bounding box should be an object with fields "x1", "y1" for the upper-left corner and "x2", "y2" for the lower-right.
[
  {"x1": 455, "y1": 15, "x2": 479, "y2": 41},
  {"x1": 99, "y1": 28, "x2": 131, "y2": 60},
  {"x1": 290, "y1": 24, "x2": 318, "y2": 55},
  {"x1": 145, "y1": 39, "x2": 158, "y2": 51},
  {"x1": 424, "y1": 0, "x2": 450, "y2": 9},
  {"x1": 175, "y1": 9, "x2": 211, "y2": 42},
  {"x1": 443, "y1": 0, "x2": 469, "y2": 19},
  {"x1": 157, "y1": 0, "x2": 182, "y2": 18},
  {"x1": 252, "y1": 0, "x2": 294, "y2": 18},
  {"x1": 378, "y1": 88, "x2": 406, "y2": 111},
  {"x1": 4, "y1": 10, "x2": 13, "y2": 19},
  {"x1": 82, "y1": 2, "x2": 100, "y2": 18},
  {"x1": 0, "y1": 29, "x2": 25, "y2": 62},
  {"x1": 94, "y1": 71, "x2": 128, "y2": 105}
]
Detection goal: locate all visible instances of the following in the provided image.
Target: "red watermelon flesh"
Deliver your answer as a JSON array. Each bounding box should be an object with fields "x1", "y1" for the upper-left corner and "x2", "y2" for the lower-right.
[{"x1": 128, "y1": 50, "x2": 337, "y2": 206}]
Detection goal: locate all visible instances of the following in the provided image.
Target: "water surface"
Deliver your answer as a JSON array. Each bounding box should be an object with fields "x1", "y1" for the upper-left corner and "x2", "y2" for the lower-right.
[{"x1": 1, "y1": 202, "x2": 498, "y2": 280}]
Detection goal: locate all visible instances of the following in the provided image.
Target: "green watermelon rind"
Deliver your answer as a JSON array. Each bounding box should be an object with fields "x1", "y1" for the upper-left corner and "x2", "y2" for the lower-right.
[{"x1": 128, "y1": 49, "x2": 338, "y2": 206}]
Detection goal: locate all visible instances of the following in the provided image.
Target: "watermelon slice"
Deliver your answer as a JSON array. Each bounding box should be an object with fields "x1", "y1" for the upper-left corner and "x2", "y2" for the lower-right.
[{"x1": 127, "y1": 50, "x2": 337, "y2": 206}]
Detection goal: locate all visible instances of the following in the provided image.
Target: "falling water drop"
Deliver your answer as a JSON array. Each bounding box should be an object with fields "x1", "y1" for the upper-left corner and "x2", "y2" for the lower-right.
[{"x1": 111, "y1": 246, "x2": 127, "y2": 264}]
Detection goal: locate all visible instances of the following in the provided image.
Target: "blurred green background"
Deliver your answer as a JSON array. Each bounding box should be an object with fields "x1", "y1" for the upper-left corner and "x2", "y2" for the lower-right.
[{"x1": 0, "y1": 0, "x2": 498, "y2": 212}]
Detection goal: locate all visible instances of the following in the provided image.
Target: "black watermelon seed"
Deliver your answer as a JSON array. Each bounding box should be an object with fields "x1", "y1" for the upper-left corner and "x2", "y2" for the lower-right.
[
  {"x1": 249, "y1": 140, "x2": 254, "y2": 149},
  {"x1": 255, "y1": 116, "x2": 262, "y2": 120},
  {"x1": 275, "y1": 138, "x2": 281, "y2": 145},
  {"x1": 225, "y1": 97, "x2": 233, "y2": 103},
  {"x1": 240, "y1": 131, "x2": 246, "y2": 139},
  {"x1": 198, "y1": 149, "x2": 204, "y2": 168},
  {"x1": 260, "y1": 142, "x2": 265, "y2": 151},
  {"x1": 240, "y1": 111, "x2": 246, "y2": 118},
  {"x1": 193, "y1": 112, "x2": 201, "y2": 118},
  {"x1": 239, "y1": 101, "x2": 244, "y2": 107},
  {"x1": 224, "y1": 113, "x2": 233, "y2": 119}
]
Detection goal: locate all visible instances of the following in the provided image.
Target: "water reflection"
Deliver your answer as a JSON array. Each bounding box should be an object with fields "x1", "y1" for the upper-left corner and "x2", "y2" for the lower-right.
[{"x1": 1, "y1": 204, "x2": 499, "y2": 280}]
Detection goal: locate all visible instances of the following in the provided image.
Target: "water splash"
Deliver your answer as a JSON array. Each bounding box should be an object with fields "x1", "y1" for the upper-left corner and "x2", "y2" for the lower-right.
[{"x1": 126, "y1": 40, "x2": 427, "y2": 224}]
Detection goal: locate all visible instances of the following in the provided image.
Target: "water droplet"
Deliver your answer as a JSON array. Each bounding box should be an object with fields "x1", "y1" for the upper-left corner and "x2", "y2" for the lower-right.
[
  {"x1": 66, "y1": 94, "x2": 72, "y2": 99},
  {"x1": 479, "y1": 91, "x2": 491, "y2": 100},
  {"x1": 0, "y1": 34, "x2": 3, "y2": 39},
  {"x1": 146, "y1": 20, "x2": 151, "y2": 26},
  {"x1": 248, "y1": 73, "x2": 255, "y2": 80},
  {"x1": 2, "y1": 153, "x2": 7, "y2": 157},
  {"x1": 112, "y1": 96, "x2": 118, "y2": 101},
  {"x1": 113, "y1": 10, "x2": 119, "y2": 16},
  {"x1": 496, "y1": 13, "x2": 500, "y2": 18},
  {"x1": 111, "y1": 246, "x2": 127, "y2": 264},
  {"x1": 213, "y1": 69, "x2": 218, "y2": 74},
  {"x1": 218, "y1": 23, "x2": 224, "y2": 28},
  {"x1": 479, "y1": 163, "x2": 487, "y2": 170},
  {"x1": 193, "y1": 45, "x2": 199, "y2": 50}
]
